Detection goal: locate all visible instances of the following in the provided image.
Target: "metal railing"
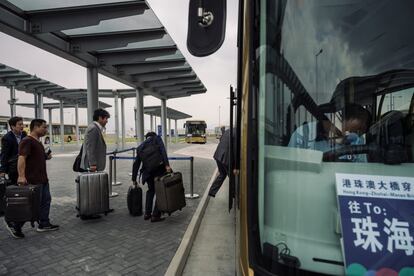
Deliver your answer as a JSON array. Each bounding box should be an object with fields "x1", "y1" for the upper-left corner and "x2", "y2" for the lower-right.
[{"x1": 108, "y1": 150, "x2": 198, "y2": 199}]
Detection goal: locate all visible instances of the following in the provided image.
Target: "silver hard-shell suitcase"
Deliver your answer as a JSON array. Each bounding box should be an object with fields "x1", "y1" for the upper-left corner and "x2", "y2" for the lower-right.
[{"x1": 76, "y1": 172, "x2": 110, "y2": 218}]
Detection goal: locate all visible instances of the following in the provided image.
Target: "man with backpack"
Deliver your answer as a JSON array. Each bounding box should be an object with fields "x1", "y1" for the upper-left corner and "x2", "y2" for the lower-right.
[{"x1": 132, "y1": 132, "x2": 171, "y2": 222}]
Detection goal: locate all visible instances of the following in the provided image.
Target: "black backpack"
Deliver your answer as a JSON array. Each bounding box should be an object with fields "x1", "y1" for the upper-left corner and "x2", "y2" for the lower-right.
[{"x1": 139, "y1": 138, "x2": 164, "y2": 174}]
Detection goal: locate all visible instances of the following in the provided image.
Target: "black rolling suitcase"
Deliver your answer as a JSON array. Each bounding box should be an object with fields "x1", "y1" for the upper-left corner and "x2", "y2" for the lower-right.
[
  {"x1": 154, "y1": 172, "x2": 186, "y2": 216},
  {"x1": 5, "y1": 184, "x2": 40, "y2": 226},
  {"x1": 127, "y1": 184, "x2": 143, "y2": 216}
]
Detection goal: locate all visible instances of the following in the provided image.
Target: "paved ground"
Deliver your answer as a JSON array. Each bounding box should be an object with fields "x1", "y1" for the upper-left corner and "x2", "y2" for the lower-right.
[
  {"x1": 182, "y1": 179, "x2": 236, "y2": 276},
  {"x1": 0, "y1": 139, "x2": 218, "y2": 276}
]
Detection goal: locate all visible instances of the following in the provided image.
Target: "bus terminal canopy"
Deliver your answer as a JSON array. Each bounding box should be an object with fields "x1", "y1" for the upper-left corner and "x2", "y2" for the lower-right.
[
  {"x1": 0, "y1": 1, "x2": 207, "y2": 100},
  {"x1": 14, "y1": 102, "x2": 111, "y2": 109},
  {"x1": 144, "y1": 106, "x2": 191, "y2": 120}
]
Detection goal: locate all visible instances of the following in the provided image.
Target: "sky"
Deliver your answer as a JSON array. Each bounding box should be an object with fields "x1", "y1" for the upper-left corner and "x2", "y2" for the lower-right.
[{"x1": 0, "y1": 0, "x2": 238, "y2": 134}]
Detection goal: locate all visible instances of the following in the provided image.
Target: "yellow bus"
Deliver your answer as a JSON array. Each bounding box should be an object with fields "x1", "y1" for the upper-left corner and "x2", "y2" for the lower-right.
[
  {"x1": 45, "y1": 124, "x2": 87, "y2": 144},
  {"x1": 184, "y1": 120, "x2": 207, "y2": 144},
  {"x1": 0, "y1": 116, "x2": 86, "y2": 145},
  {"x1": 188, "y1": 1, "x2": 414, "y2": 275}
]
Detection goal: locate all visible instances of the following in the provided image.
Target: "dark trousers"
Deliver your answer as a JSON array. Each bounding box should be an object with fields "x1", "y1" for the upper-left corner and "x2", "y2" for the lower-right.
[
  {"x1": 209, "y1": 160, "x2": 229, "y2": 196},
  {"x1": 145, "y1": 178, "x2": 161, "y2": 217},
  {"x1": 13, "y1": 183, "x2": 51, "y2": 230}
]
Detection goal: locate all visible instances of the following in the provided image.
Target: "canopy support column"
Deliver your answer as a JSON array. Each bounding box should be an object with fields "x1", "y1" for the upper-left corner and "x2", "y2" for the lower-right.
[
  {"x1": 175, "y1": 119, "x2": 178, "y2": 143},
  {"x1": 121, "y1": 97, "x2": 126, "y2": 149},
  {"x1": 48, "y1": 108, "x2": 53, "y2": 145},
  {"x1": 87, "y1": 67, "x2": 99, "y2": 124},
  {"x1": 59, "y1": 99, "x2": 64, "y2": 150},
  {"x1": 75, "y1": 104, "x2": 80, "y2": 145},
  {"x1": 150, "y1": 115, "x2": 154, "y2": 132},
  {"x1": 135, "y1": 88, "x2": 144, "y2": 143},
  {"x1": 37, "y1": 93, "x2": 44, "y2": 119},
  {"x1": 114, "y1": 91, "x2": 120, "y2": 149},
  {"x1": 9, "y1": 86, "x2": 16, "y2": 117},
  {"x1": 161, "y1": 99, "x2": 167, "y2": 151}
]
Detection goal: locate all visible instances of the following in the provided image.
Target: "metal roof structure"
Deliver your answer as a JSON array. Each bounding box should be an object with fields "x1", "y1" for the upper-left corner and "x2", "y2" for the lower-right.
[
  {"x1": 0, "y1": 63, "x2": 111, "y2": 107},
  {"x1": 14, "y1": 102, "x2": 111, "y2": 109},
  {"x1": 144, "y1": 105, "x2": 191, "y2": 120},
  {"x1": 0, "y1": 1, "x2": 207, "y2": 100}
]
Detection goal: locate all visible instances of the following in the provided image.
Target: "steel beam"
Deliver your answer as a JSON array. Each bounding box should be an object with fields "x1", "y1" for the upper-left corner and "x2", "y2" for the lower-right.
[
  {"x1": 70, "y1": 28, "x2": 166, "y2": 53},
  {"x1": 27, "y1": 1, "x2": 148, "y2": 34},
  {"x1": 116, "y1": 60, "x2": 186, "y2": 75},
  {"x1": 133, "y1": 70, "x2": 193, "y2": 82},
  {"x1": 157, "y1": 84, "x2": 204, "y2": 93},
  {"x1": 97, "y1": 46, "x2": 178, "y2": 66},
  {"x1": 144, "y1": 76, "x2": 198, "y2": 88}
]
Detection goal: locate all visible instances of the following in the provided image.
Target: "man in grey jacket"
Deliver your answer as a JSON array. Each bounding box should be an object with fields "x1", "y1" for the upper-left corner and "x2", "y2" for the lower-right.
[{"x1": 81, "y1": 109, "x2": 110, "y2": 172}]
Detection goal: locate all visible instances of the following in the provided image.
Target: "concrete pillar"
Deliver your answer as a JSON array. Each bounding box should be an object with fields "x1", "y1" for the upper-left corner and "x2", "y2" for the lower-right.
[
  {"x1": 75, "y1": 104, "x2": 80, "y2": 145},
  {"x1": 135, "y1": 88, "x2": 144, "y2": 142},
  {"x1": 34, "y1": 94, "x2": 38, "y2": 118},
  {"x1": 168, "y1": 118, "x2": 171, "y2": 144},
  {"x1": 9, "y1": 86, "x2": 16, "y2": 117},
  {"x1": 59, "y1": 99, "x2": 64, "y2": 150},
  {"x1": 37, "y1": 93, "x2": 44, "y2": 119},
  {"x1": 150, "y1": 115, "x2": 154, "y2": 131},
  {"x1": 114, "y1": 91, "x2": 120, "y2": 149},
  {"x1": 174, "y1": 119, "x2": 178, "y2": 143},
  {"x1": 48, "y1": 108, "x2": 53, "y2": 145},
  {"x1": 87, "y1": 67, "x2": 99, "y2": 124},
  {"x1": 161, "y1": 99, "x2": 167, "y2": 151},
  {"x1": 121, "y1": 97, "x2": 126, "y2": 149}
]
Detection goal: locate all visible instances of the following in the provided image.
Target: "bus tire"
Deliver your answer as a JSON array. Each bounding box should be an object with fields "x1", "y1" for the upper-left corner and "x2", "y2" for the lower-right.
[
  {"x1": 67, "y1": 136, "x2": 72, "y2": 143},
  {"x1": 45, "y1": 137, "x2": 50, "y2": 144}
]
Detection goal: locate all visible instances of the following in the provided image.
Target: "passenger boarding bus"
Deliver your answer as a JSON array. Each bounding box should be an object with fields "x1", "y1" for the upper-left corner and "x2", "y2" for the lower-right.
[
  {"x1": 184, "y1": 120, "x2": 207, "y2": 143},
  {"x1": 188, "y1": 1, "x2": 414, "y2": 275}
]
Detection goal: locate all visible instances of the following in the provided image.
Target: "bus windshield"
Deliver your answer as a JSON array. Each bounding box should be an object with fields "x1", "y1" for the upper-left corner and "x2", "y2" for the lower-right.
[
  {"x1": 256, "y1": 0, "x2": 414, "y2": 275},
  {"x1": 186, "y1": 121, "x2": 207, "y2": 135}
]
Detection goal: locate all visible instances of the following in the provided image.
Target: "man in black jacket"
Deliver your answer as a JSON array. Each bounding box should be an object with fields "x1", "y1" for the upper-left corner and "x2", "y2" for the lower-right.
[
  {"x1": 209, "y1": 129, "x2": 231, "y2": 197},
  {"x1": 0, "y1": 116, "x2": 26, "y2": 185},
  {"x1": 0, "y1": 116, "x2": 26, "y2": 237},
  {"x1": 132, "y1": 132, "x2": 171, "y2": 222}
]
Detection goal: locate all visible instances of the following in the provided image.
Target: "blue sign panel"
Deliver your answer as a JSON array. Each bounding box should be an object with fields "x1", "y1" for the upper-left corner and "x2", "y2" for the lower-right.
[{"x1": 336, "y1": 174, "x2": 414, "y2": 276}]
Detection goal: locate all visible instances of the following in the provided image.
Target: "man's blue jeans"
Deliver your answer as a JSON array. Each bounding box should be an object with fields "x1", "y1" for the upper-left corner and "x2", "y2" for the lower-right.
[{"x1": 38, "y1": 183, "x2": 51, "y2": 226}]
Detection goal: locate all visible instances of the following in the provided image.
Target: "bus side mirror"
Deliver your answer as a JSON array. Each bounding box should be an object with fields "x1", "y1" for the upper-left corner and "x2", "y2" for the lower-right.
[{"x1": 187, "y1": 0, "x2": 226, "y2": 57}]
